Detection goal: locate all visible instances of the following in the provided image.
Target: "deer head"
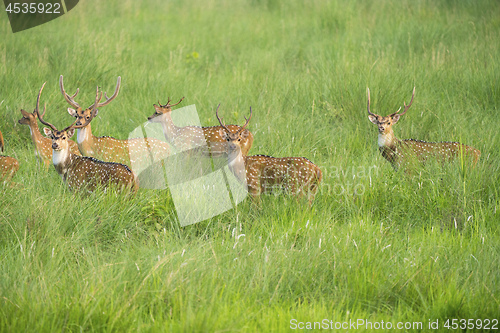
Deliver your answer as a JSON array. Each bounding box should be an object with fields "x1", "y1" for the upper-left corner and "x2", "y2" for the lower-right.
[
  {"x1": 40, "y1": 86, "x2": 100, "y2": 152},
  {"x1": 216, "y1": 105, "x2": 252, "y2": 155},
  {"x1": 18, "y1": 109, "x2": 37, "y2": 126},
  {"x1": 367, "y1": 87, "x2": 415, "y2": 135},
  {"x1": 62, "y1": 75, "x2": 121, "y2": 126},
  {"x1": 148, "y1": 97, "x2": 185, "y2": 122},
  {"x1": 18, "y1": 81, "x2": 46, "y2": 126}
]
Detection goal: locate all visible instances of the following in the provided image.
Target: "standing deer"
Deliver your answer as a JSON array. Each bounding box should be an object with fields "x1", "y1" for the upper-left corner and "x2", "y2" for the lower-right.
[
  {"x1": 38, "y1": 88, "x2": 138, "y2": 193},
  {"x1": 147, "y1": 99, "x2": 254, "y2": 155},
  {"x1": 60, "y1": 75, "x2": 171, "y2": 167},
  {"x1": 18, "y1": 82, "x2": 81, "y2": 170},
  {"x1": 0, "y1": 129, "x2": 20, "y2": 184},
  {"x1": 217, "y1": 107, "x2": 322, "y2": 203},
  {"x1": 367, "y1": 87, "x2": 480, "y2": 171}
]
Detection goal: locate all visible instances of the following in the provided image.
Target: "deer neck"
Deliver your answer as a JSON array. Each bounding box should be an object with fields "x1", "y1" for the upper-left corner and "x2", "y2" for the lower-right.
[
  {"x1": 227, "y1": 146, "x2": 247, "y2": 183},
  {"x1": 29, "y1": 121, "x2": 48, "y2": 152},
  {"x1": 378, "y1": 128, "x2": 399, "y2": 149},
  {"x1": 157, "y1": 113, "x2": 180, "y2": 142},
  {"x1": 76, "y1": 125, "x2": 95, "y2": 155},
  {"x1": 29, "y1": 122, "x2": 52, "y2": 154},
  {"x1": 52, "y1": 148, "x2": 73, "y2": 178}
]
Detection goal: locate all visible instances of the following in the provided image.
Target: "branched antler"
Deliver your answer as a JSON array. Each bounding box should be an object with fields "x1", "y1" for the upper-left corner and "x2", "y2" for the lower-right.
[
  {"x1": 158, "y1": 96, "x2": 185, "y2": 109},
  {"x1": 59, "y1": 75, "x2": 81, "y2": 109}
]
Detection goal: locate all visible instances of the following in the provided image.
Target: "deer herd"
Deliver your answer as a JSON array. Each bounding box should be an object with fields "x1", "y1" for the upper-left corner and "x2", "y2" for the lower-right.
[{"x1": 1, "y1": 77, "x2": 481, "y2": 207}]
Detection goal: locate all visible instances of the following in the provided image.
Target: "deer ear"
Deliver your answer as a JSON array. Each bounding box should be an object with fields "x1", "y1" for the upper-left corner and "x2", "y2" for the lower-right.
[
  {"x1": 67, "y1": 129, "x2": 75, "y2": 138},
  {"x1": 392, "y1": 114, "x2": 401, "y2": 124},
  {"x1": 154, "y1": 105, "x2": 163, "y2": 112},
  {"x1": 20, "y1": 109, "x2": 30, "y2": 117},
  {"x1": 43, "y1": 127, "x2": 52, "y2": 137},
  {"x1": 368, "y1": 115, "x2": 378, "y2": 124},
  {"x1": 67, "y1": 108, "x2": 77, "y2": 117},
  {"x1": 240, "y1": 129, "x2": 250, "y2": 139},
  {"x1": 219, "y1": 128, "x2": 227, "y2": 139}
]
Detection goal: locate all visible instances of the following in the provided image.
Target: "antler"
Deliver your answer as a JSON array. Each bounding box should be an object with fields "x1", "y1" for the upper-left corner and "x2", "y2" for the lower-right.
[
  {"x1": 39, "y1": 86, "x2": 101, "y2": 132},
  {"x1": 37, "y1": 105, "x2": 58, "y2": 132},
  {"x1": 391, "y1": 86, "x2": 415, "y2": 117},
  {"x1": 238, "y1": 107, "x2": 252, "y2": 133},
  {"x1": 35, "y1": 82, "x2": 59, "y2": 131},
  {"x1": 158, "y1": 96, "x2": 185, "y2": 108},
  {"x1": 90, "y1": 76, "x2": 121, "y2": 108},
  {"x1": 216, "y1": 104, "x2": 232, "y2": 133},
  {"x1": 35, "y1": 82, "x2": 47, "y2": 118},
  {"x1": 399, "y1": 86, "x2": 415, "y2": 116},
  {"x1": 216, "y1": 105, "x2": 253, "y2": 134},
  {"x1": 59, "y1": 75, "x2": 81, "y2": 109},
  {"x1": 367, "y1": 88, "x2": 377, "y2": 116}
]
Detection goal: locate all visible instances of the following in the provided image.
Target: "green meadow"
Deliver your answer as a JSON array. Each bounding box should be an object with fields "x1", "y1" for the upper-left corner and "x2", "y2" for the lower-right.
[{"x1": 1, "y1": 0, "x2": 499, "y2": 331}]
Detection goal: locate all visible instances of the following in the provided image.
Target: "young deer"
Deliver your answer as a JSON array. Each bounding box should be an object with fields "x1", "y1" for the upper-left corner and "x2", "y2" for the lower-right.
[
  {"x1": 367, "y1": 87, "x2": 481, "y2": 171},
  {"x1": 217, "y1": 107, "x2": 322, "y2": 202},
  {"x1": 0, "y1": 130, "x2": 20, "y2": 184},
  {"x1": 61, "y1": 75, "x2": 171, "y2": 166},
  {"x1": 18, "y1": 82, "x2": 81, "y2": 170},
  {"x1": 39, "y1": 88, "x2": 138, "y2": 193},
  {"x1": 147, "y1": 98, "x2": 254, "y2": 155}
]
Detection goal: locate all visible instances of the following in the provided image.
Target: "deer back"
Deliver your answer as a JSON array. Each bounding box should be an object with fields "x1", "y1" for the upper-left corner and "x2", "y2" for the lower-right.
[
  {"x1": 400, "y1": 139, "x2": 480, "y2": 164},
  {"x1": 244, "y1": 155, "x2": 322, "y2": 196},
  {"x1": 0, "y1": 156, "x2": 20, "y2": 183},
  {"x1": 65, "y1": 155, "x2": 138, "y2": 192},
  {"x1": 151, "y1": 100, "x2": 254, "y2": 155}
]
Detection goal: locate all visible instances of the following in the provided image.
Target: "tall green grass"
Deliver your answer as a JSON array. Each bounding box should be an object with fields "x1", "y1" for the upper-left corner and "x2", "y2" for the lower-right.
[{"x1": 1, "y1": 0, "x2": 499, "y2": 331}]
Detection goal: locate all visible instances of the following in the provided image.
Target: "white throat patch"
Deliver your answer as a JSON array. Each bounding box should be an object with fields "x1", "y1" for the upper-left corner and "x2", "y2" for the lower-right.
[
  {"x1": 52, "y1": 149, "x2": 68, "y2": 166},
  {"x1": 77, "y1": 128, "x2": 87, "y2": 144},
  {"x1": 378, "y1": 133, "x2": 390, "y2": 147}
]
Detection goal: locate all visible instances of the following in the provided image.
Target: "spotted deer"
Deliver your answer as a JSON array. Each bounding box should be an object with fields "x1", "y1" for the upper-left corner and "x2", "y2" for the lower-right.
[
  {"x1": 217, "y1": 107, "x2": 322, "y2": 203},
  {"x1": 147, "y1": 98, "x2": 254, "y2": 155},
  {"x1": 0, "y1": 129, "x2": 20, "y2": 184},
  {"x1": 18, "y1": 82, "x2": 81, "y2": 170},
  {"x1": 367, "y1": 87, "x2": 480, "y2": 171},
  {"x1": 38, "y1": 88, "x2": 138, "y2": 193},
  {"x1": 60, "y1": 75, "x2": 171, "y2": 166}
]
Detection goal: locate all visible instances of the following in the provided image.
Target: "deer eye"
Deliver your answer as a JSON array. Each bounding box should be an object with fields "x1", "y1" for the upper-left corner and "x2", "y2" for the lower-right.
[
  {"x1": 86, "y1": 116, "x2": 90, "y2": 119},
  {"x1": 226, "y1": 138, "x2": 230, "y2": 141},
  {"x1": 238, "y1": 139, "x2": 241, "y2": 141}
]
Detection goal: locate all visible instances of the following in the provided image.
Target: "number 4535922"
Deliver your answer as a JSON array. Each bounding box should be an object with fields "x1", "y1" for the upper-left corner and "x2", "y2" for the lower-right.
[
  {"x1": 443, "y1": 318, "x2": 498, "y2": 330},
  {"x1": 5, "y1": 2, "x2": 61, "y2": 14}
]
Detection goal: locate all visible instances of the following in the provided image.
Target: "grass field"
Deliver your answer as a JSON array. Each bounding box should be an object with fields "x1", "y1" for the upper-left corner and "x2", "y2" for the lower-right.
[{"x1": 1, "y1": 0, "x2": 499, "y2": 331}]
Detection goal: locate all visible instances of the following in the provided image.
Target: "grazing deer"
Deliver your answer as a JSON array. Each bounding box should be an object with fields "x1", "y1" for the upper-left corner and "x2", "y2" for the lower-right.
[
  {"x1": 0, "y1": 130, "x2": 20, "y2": 184},
  {"x1": 217, "y1": 107, "x2": 322, "y2": 203},
  {"x1": 38, "y1": 88, "x2": 138, "y2": 193},
  {"x1": 147, "y1": 98, "x2": 254, "y2": 155},
  {"x1": 367, "y1": 87, "x2": 481, "y2": 171},
  {"x1": 60, "y1": 75, "x2": 171, "y2": 166},
  {"x1": 18, "y1": 82, "x2": 81, "y2": 170}
]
